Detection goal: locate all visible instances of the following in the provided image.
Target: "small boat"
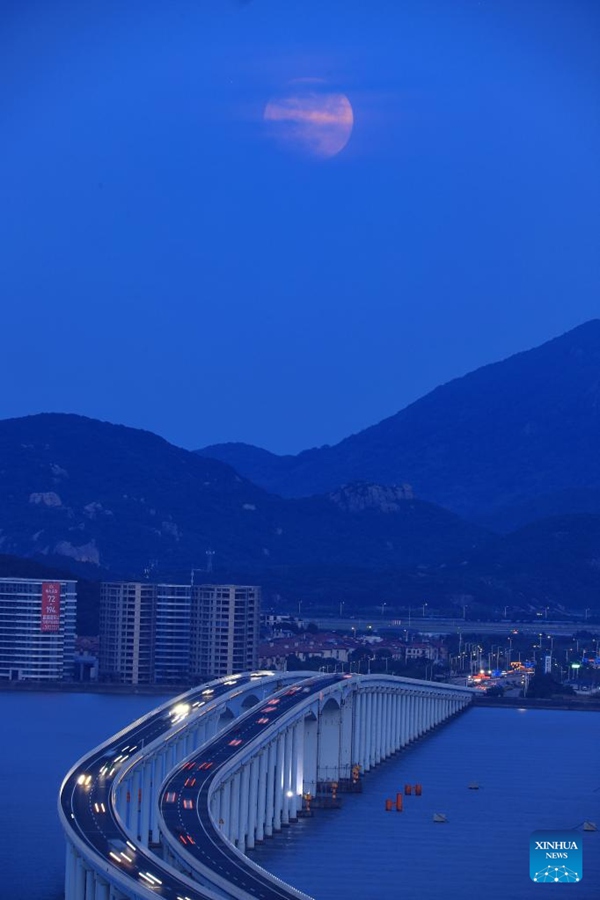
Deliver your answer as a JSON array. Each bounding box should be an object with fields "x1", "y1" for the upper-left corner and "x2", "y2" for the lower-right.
[
  {"x1": 583, "y1": 821, "x2": 597, "y2": 832},
  {"x1": 468, "y1": 782, "x2": 479, "y2": 790},
  {"x1": 433, "y1": 813, "x2": 447, "y2": 823}
]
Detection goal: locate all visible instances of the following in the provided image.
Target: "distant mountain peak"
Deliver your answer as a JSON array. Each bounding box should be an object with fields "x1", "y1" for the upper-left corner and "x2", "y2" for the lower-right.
[
  {"x1": 328, "y1": 482, "x2": 414, "y2": 512},
  {"x1": 197, "y1": 320, "x2": 600, "y2": 517}
]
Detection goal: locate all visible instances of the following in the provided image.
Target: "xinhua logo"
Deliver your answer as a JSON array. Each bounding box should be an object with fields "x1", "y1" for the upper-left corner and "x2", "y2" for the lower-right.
[{"x1": 530, "y1": 831, "x2": 582, "y2": 883}]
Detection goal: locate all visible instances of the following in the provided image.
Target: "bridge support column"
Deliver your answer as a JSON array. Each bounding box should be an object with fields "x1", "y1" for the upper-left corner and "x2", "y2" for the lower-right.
[
  {"x1": 282, "y1": 727, "x2": 293, "y2": 826},
  {"x1": 256, "y1": 748, "x2": 268, "y2": 841},
  {"x1": 65, "y1": 842, "x2": 76, "y2": 900},
  {"x1": 362, "y1": 691, "x2": 369, "y2": 771},
  {"x1": 73, "y1": 854, "x2": 86, "y2": 899},
  {"x1": 358, "y1": 692, "x2": 366, "y2": 771},
  {"x1": 85, "y1": 865, "x2": 95, "y2": 900},
  {"x1": 274, "y1": 732, "x2": 285, "y2": 832},
  {"x1": 380, "y1": 691, "x2": 387, "y2": 761},
  {"x1": 237, "y1": 763, "x2": 250, "y2": 852},
  {"x1": 149, "y1": 757, "x2": 161, "y2": 844},
  {"x1": 94, "y1": 876, "x2": 110, "y2": 900},
  {"x1": 352, "y1": 691, "x2": 361, "y2": 770},
  {"x1": 220, "y1": 778, "x2": 231, "y2": 841},
  {"x1": 383, "y1": 691, "x2": 391, "y2": 757},
  {"x1": 302, "y1": 714, "x2": 318, "y2": 799},
  {"x1": 166, "y1": 740, "x2": 176, "y2": 775},
  {"x1": 230, "y1": 771, "x2": 241, "y2": 846},
  {"x1": 398, "y1": 691, "x2": 404, "y2": 749},
  {"x1": 292, "y1": 720, "x2": 304, "y2": 815},
  {"x1": 390, "y1": 691, "x2": 398, "y2": 754},
  {"x1": 131, "y1": 768, "x2": 142, "y2": 840},
  {"x1": 247, "y1": 756, "x2": 259, "y2": 848},
  {"x1": 265, "y1": 741, "x2": 276, "y2": 837},
  {"x1": 367, "y1": 690, "x2": 375, "y2": 771},
  {"x1": 398, "y1": 691, "x2": 406, "y2": 750},
  {"x1": 374, "y1": 691, "x2": 383, "y2": 764},
  {"x1": 339, "y1": 696, "x2": 352, "y2": 780},
  {"x1": 418, "y1": 695, "x2": 426, "y2": 736},
  {"x1": 215, "y1": 783, "x2": 224, "y2": 830},
  {"x1": 186, "y1": 723, "x2": 199, "y2": 755},
  {"x1": 109, "y1": 887, "x2": 127, "y2": 900},
  {"x1": 139, "y1": 762, "x2": 152, "y2": 845}
]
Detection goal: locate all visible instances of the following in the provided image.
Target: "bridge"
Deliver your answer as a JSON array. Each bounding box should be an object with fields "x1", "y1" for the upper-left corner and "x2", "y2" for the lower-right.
[{"x1": 59, "y1": 672, "x2": 473, "y2": 900}]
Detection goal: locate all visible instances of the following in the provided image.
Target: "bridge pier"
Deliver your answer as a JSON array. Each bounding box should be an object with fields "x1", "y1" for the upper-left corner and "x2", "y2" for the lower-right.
[
  {"x1": 247, "y1": 756, "x2": 259, "y2": 848},
  {"x1": 265, "y1": 740, "x2": 276, "y2": 837},
  {"x1": 256, "y1": 748, "x2": 268, "y2": 841},
  {"x1": 237, "y1": 763, "x2": 250, "y2": 851}
]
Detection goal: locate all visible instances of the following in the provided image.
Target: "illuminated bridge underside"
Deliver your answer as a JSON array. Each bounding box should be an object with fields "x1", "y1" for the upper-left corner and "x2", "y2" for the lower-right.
[{"x1": 60, "y1": 673, "x2": 472, "y2": 900}]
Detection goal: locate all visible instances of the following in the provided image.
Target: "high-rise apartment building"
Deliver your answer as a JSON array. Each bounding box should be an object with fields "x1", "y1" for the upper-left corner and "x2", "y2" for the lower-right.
[
  {"x1": 99, "y1": 582, "x2": 155, "y2": 685},
  {"x1": 0, "y1": 578, "x2": 77, "y2": 681},
  {"x1": 154, "y1": 583, "x2": 192, "y2": 684},
  {"x1": 191, "y1": 584, "x2": 260, "y2": 679},
  {"x1": 99, "y1": 581, "x2": 260, "y2": 684}
]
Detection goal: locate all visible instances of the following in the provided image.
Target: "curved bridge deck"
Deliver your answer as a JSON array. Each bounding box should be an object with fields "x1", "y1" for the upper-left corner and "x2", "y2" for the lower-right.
[{"x1": 59, "y1": 673, "x2": 472, "y2": 900}]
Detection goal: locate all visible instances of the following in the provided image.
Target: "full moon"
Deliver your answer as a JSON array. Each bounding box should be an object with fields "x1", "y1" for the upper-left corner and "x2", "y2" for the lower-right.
[{"x1": 264, "y1": 81, "x2": 354, "y2": 159}]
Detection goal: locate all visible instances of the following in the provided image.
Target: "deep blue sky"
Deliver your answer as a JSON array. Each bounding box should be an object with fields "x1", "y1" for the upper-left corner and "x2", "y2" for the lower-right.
[{"x1": 1, "y1": 0, "x2": 599, "y2": 454}]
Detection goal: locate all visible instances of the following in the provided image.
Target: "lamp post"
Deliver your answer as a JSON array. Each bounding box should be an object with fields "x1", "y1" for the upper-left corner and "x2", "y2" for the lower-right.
[{"x1": 422, "y1": 602, "x2": 428, "y2": 618}]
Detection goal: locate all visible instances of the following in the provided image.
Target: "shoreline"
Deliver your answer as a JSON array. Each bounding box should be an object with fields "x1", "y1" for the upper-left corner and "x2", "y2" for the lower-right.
[
  {"x1": 0, "y1": 680, "x2": 187, "y2": 696},
  {"x1": 1, "y1": 679, "x2": 599, "y2": 710},
  {"x1": 472, "y1": 694, "x2": 600, "y2": 711}
]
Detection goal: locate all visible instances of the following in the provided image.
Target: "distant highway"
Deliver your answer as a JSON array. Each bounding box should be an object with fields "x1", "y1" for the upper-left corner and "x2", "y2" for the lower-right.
[{"x1": 310, "y1": 617, "x2": 598, "y2": 636}]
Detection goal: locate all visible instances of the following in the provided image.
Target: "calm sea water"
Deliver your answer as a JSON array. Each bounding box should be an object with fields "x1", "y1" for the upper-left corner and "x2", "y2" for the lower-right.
[{"x1": 1, "y1": 693, "x2": 598, "y2": 900}]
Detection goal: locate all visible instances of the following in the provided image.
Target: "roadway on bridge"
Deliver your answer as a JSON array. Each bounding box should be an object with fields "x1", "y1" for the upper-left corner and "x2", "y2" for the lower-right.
[
  {"x1": 160, "y1": 673, "x2": 346, "y2": 900},
  {"x1": 60, "y1": 673, "x2": 287, "y2": 900}
]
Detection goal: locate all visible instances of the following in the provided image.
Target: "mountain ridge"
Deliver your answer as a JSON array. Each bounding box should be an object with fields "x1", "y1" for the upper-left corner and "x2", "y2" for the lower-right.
[
  {"x1": 198, "y1": 320, "x2": 600, "y2": 519},
  {"x1": 0, "y1": 413, "x2": 490, "y2": 577}
]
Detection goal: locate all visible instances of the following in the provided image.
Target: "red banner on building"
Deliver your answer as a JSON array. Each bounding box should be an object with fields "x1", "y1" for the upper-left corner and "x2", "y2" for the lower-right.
[{"x1": 41, "y1": 582, "x2": 61, "y2": 632}]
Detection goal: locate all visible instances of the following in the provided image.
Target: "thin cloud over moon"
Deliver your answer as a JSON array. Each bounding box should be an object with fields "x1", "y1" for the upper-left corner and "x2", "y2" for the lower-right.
[{"x1": 264, "y1": 82, "x2": 353, "y2": 159}]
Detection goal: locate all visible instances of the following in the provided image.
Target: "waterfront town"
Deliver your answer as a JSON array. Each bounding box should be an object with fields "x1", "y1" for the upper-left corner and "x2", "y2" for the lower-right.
[{"x1": 2, "y1": 576, "x2": 598, "y2": 701}]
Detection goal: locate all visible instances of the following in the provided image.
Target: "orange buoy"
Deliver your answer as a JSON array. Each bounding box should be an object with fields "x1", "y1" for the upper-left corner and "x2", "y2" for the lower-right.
[
  {"x1": 415, "y1": 784, "x2": 422, "y2": 796},
  {"x1": 404, "y1": 784, "x2": 412, "y2": 795},
  {"x1": 396, "y1": 792, "x2": 403, "y2": 812},
  {"x1": 385, "y1": 798, "x2": 393, "y2": 811}
]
